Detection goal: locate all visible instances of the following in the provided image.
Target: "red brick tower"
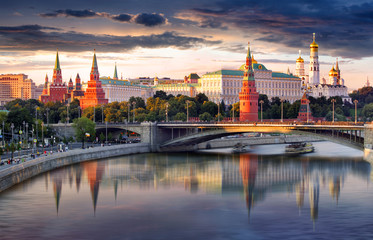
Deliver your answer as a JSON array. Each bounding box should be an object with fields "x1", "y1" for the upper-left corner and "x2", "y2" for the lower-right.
[
  {"x1": 297, "y1": 92, "x2": 313, "y2": 122},
  {"x1": 239, "y1": 42, "x2": 259, "y2": 122},
  {"x1": 72, "y1": 73, "x2": 85, "y2": 99},
  {"x1": 68, "y1": 78, "x2": 74, "y2": 93},
  {"x1": 39, "y1": 74, "x2": 49, "y2": 102},
  {"x1": 80, "y1": 50, "x2": 108, "y2": 109},
  {"x1": 49, "y1": 50, "x2": 67, "y2": 102}
]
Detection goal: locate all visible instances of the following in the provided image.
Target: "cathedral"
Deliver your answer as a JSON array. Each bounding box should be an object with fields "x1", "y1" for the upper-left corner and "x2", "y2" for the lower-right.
[{"x1": 295, "y1": 33, "x2": 350, "y2": 103}]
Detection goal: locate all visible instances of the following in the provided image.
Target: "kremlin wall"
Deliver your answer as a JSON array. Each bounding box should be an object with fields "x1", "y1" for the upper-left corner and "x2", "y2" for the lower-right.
[{"x1": 0, "y1": 33, "x2": 351, "y2": 111}]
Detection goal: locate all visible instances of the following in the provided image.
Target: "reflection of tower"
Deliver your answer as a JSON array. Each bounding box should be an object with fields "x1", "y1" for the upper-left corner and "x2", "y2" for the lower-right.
[
  {"x1": 329, "y1": 176, "x2": 341, "y2": 204},
  {"x1": 51, "y1": 168, "x2": 65, "y2": 215},
  {"x1": 75, "y1": 166, "x2": 82, "y2": 193},
  {"x1": 296, "y1": 179, "x2": 305, "y2": 212},
  {"x1": 309, "y1": 178, "x2": 319, "y2": 222},
  {"x1": 113, "y1": 178, "x2": 118, "y2": 202},
  {"x1": 83, "y1": 161, "x2": 106, "y2": 214},
  {"x1": 239, "y1": 154, "x2": 258, "y2": 220}
]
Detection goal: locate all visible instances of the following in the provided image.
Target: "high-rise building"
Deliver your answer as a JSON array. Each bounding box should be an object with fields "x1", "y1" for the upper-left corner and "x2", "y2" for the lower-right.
[
  {"x1": 309, "y1": 33, "x2": 320, "y2": 86},
  {"x1": 239, "y1": 42, "x2": 259, "y2": 122},
  {"x1": 80, "y1": 50, "x2": 108, "y2": 109},
  {"x1": 39, "y1": 50, "x2": 68, "y2": 103},
  {"x1": 0, "y1": 74, "x2": 36, "y2": 106}
]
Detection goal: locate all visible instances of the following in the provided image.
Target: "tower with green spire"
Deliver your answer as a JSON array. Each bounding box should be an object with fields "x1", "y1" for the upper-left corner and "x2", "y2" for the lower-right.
[
  {"x1": 113, "y1": 63, "x2": 118, "y2": 80},
  {"x1": 52, "y1": 49, "x2": 63, "y2": 85},
  {"x1": 239, "y1": 42, "x2": 259, "y2": 122}
]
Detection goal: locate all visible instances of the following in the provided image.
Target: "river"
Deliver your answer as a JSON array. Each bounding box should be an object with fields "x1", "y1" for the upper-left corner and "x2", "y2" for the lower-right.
[{"x1": 0, "y1": 141, "x2": 371, "y2": 240}]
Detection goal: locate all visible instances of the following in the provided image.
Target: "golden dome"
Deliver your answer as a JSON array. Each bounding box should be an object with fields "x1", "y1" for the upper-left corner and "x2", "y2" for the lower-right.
[
  {"x1": 329, "y1": 65, "x2": 338, "y2": 76},
  {"x1": 296, "y1": 56, "x2": 304, "y2": 62},
  {"x1": 310, "y1": 33, "x2": 318, "y2": 48},
  {"x1": 252, "y1": 54, "x2": 258, "y2": 64}
]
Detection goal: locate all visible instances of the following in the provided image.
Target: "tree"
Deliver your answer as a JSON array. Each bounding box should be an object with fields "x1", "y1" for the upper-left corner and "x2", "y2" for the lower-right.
[
  {"x1": 195, "y1": 93, "x2": 209, "y2": 104},
  {"x1": 99, "y1": 132, "x2": 105, "y2": 143},
  {"x1": 199, "y1": 112, "x2": 212, "y2": 122},
  {"x1": 7, "y1": 142, "x2": 16, "y2": 159},
  {"x1": 153, "y1": 90, "x2": 168, "y2": 100},
  {"x1": 72, "y1": 117, "x2": 96, "y2": 149},
  {"x1": 108, "y1": 132, "x2": 113, "y2": 142},
  {"x1": 174, "y1": 112, "x2": 187, "y2": 121},
  {"x1": 362, "y1": 103, "x2": 373, "y2": 120},
  {"x1": 201, "y1": 101, "x2": 218, "y2": 116}
]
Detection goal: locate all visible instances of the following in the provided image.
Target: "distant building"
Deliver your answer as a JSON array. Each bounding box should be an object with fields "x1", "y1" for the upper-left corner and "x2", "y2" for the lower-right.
[
  {"x1": 80, "y1": 50, "x2": 108, "y2": 109},
  {"x1": 0, "y1": 73, "x2": 36, "y2": 106}
]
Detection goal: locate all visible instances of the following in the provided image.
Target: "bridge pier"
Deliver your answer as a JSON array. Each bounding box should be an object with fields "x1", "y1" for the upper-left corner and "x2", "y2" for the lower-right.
[{"x1": 364, "y1": 124, "x2": 373, "y2": 162}]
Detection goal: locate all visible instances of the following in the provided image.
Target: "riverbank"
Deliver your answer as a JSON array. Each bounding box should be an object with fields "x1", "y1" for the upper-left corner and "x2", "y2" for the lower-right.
[{"x1": 0, "y1": 143, "x2": 150, "y2": 193}]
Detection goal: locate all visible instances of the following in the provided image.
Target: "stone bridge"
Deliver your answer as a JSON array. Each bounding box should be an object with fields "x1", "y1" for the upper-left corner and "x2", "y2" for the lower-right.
[{"x1": 51, "y1": 122, "x2": 373, "y2": 159}]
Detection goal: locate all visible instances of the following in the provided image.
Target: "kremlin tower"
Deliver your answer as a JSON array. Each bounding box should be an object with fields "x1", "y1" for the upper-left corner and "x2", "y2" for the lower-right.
[
  {"x1": 71, "y1": 73, "x2": 85, "y2": 99},
  {"x1": 41, "y1": 74, "x2": 49, "y2": 96},
  {"x1": 39, "y1": 50, "x2": 68, "y2": 103},
  {"x1": 297, "y1": 92, "x2": 313, "y2": 122},
  {"x1": 239, "y1": 42, "x2": 259, "y2": 122},
  {"x1": 295, "y1": 50, "x2": 305, "y2": 77},
  {"x1": 309, "y1": 33, "x2": 320, "y2": 86},
  {"x1": 80, "y1": 50, "x2": 108, "y2": 109}
]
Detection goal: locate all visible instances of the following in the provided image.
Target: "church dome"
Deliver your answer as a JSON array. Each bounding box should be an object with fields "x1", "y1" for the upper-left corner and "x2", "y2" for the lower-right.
[
  {"x1": 329, "y1": 66, "x2": 338, "y2": 76},
  {"x1": 310, "y1": 33, "x2": 318, "y2": 48},
  {"x1": 296, "y1": 56, "x2": 304, "y2": 62}
]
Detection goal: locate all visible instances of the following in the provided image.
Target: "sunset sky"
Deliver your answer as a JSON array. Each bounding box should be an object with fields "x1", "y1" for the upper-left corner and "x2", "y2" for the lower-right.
[{"x1": 0, "y1": 0, "x2": 372, "y2": 90}]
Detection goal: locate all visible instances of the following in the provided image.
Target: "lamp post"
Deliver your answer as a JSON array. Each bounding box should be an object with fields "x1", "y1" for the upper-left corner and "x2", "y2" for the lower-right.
[
  {"x1": 331, "y1": 99, "x2": 336, "y2": 123},
  {"x1": 306, "y1": 99, "x2": 310, "y2": 124},
  {"x1": 11, "y1": 123, "x2": 14, "y2": 143},
  {"x1": 93, "y1": 106, "x2": 95, "y2": 123},
  {"x1": 127, "y1": 103, "x2": 130, "y2": 123},
  {"x1": 26, "y1": 123, "x2": 28, "y2": 149},
  {"x1": 101, "y1": 105, "x2": 104, "y2": 123},
  {"x1": 41, "y1": 122, "x2": 44, "y2": 153},
  {"x1": 259, "y1": 100, "x2": 264, "y2": 122},
  {"x1": 22, "y1": 121, "x2": 25, "y2": 148},
  {"x1": 232, "y1": 105, "x2": 235, "y2": 122},
  {"x1": 132, "y1": 102, "x2": 136, "y2": 123},
  {"x1": 354, "y1": 99, "x2": 358, "y2": 124},
  {"x1": 2, "y1": 121, "x2": 4, "y2": 147},
  {"x1": 46, "y1": 108, "x2": 50, "y2": 126},
  {"x1": 78, "y1": 106, "x2": 81, "y2": 118},
  {"x1": 217, "y1": 101, "x2": 220, "y2": 122},
  {"x1": 35, "y1": 106, "x2": 38, "y2": 143},
  {"x1": 105, "y1": 121, "x2": 108, "y2": 144},
  {"x1": 186, "y1": 100, "x2": 190, "y2": 122},
  {"x1": 280, "y1": 99, "x2": 284, "y2": 123},
  {"x1": 165, "y1": 102, "x2": 169, "y2": 122}
]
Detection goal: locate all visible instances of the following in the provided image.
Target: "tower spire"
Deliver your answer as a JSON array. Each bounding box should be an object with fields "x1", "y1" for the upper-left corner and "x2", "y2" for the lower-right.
[
  {"x1": 91, "y1": 49, "x2": 98, "y2": 72},
  {"x1": 113, "y1": 62, "x2": 118, "y2": 80},
  {"x1": 54, "y1": 49, "x2": 60, "y2": 70}
]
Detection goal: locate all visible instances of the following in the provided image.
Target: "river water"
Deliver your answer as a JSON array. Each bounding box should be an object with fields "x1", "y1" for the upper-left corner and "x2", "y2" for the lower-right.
[{"x1": 0, "y1": 142, "x2": 371, "y2": 240}]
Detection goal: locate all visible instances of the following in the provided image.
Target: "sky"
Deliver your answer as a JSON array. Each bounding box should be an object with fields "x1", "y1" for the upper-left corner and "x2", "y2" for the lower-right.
[{"x1": 0, "y1": 0, "x2": 372, "y2": 90}]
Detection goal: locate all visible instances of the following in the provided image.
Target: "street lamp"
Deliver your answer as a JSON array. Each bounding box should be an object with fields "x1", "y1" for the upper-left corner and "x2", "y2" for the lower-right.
[
  {"x1": 132, "y1": 102, "x2": 136, "y2": 123},
  {"x1": 2, "y1": 121, "x2": 5, "y2": 147},
  {"x1": 35, "y1": 106, "x2": 38, "y2": 143},
  {"x1": 127, "y1": 103, "x2": 130, "y2": 123},
  {"x1": 331, "y1": 99, "x2": 336, "y2": 123},
  {"x1": 259, "y1": 100, "x2": 264, "y2": 122},
  {"x1": 354, "y1": 99, "x2": 358, "y2": 124},
  {"x1": 101, "y1": 105, "x2": 104, "y2": 123},
  {"x1": 46, "y1": 108, "x2": 50, "y2": 126},
  {"x1": 42, "y1": 122, "x2": 44, "y2": 153},
  {"x1": 217, "y1": 101, "x2": 220, "y2": 122},
  {"x1": 11, "y1": 123, "x2": 14, "y2": 143},
  {"x1": 26, "y1": 123, "x2": 28, "y2": 149},
  {"x1": 232, "y1": 105, "x2": 235, "y2": 122},
  {"x1": 93, "y1": 106, "x2": 96, "y2": 123},
  {"x1": 105, "y1": 121, "x2": 108, "y2": 144},
  {"x1": 280, "y1": 99, "x2": 284, "y2": 123},
  {"x1": 165, "y1": 102, "x2": 169, "y2": 122},
  {"x1": 78, "y1": 106, "x2": 81, "y2": 118},
  {"x1": 186, "y1": 100, "x2": 190, "y2": 122}
]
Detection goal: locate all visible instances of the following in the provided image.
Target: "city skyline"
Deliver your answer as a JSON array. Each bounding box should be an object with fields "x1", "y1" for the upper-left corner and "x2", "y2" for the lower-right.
[{"x1": 1, "y1": 0, "x2": 372, "y2": 89}]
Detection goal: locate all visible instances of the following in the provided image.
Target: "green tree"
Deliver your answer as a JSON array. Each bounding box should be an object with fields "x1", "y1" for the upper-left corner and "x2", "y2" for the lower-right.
[
  {"x1": 201, "y1": 101, "x2": 218, "y2": 116},
  {"x1": 153, "y1": 90, "x2": 168, "y2": 100},
  {"x1": 99, "y1": 132, "x2": 105, "y2": 143},
  {"x1": 108, "y1": 132, "x2": 113, "y2": 142},
  {"x1": 174, "y1": 112, "x2": 187, "y2": 121},
  {"x1": 362, "y1": 103, "x2": 373, "y2": 120},
  {"x1": 72, "y1": 117, "x2": 96, "y2": 149},
  {"x1": 199, "y1": 112, "x2": 213, "y2": 122}
]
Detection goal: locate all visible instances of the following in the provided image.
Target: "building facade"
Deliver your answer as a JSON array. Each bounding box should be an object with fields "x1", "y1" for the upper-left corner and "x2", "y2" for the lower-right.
[{"x1": 0, "y1": 74, "x2": 36, "y2": 106}]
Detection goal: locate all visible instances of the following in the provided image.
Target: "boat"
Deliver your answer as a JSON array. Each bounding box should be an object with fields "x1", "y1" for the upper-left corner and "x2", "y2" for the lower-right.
[
  {"x1": 285, "y1": 142, "x2": 315, "y2": 154},
  {"x1": 232, "y1": 143, "x2": 251, "y2": 153}
]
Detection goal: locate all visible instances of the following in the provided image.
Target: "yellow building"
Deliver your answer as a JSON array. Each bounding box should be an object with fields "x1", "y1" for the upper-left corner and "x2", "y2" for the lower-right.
[{"x1": 0, "y1": 74, "x2": 36, "y2": 106}]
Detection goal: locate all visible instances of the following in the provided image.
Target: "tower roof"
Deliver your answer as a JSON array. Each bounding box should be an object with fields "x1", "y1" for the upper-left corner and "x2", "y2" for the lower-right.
[
  {"x1": 335, "y1": 58, "x2": 339, "y2": 71},
  {"x1": 76, "y1": 73, "x2": 80, "y2": 79},
  {"x1": 252, "y1": 54, "x2": 258, "y2": 64},
  {"x1": 54, "y1": 49, "x2": 61, "y2": 70},
  {"x1": 113, "y1": 62, "x2": 118, "y2": 79},
  {"x1": 246, "y1": 41, "x2": 252, "y2": 58},
  {"x1": 297, "y1": 50, "x2": 304, "y2": 62},
  {"x1": 91, "y1": 49, "x2": 98, "y2": 70},
  {"x1": 310, "y1": 33, "x2": 318, "y2": 48}
]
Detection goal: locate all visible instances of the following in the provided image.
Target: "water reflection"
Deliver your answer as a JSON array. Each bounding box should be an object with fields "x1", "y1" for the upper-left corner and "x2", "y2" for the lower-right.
[{"x1": 46, "y1": 152, "x2": 370, "y2": 223}]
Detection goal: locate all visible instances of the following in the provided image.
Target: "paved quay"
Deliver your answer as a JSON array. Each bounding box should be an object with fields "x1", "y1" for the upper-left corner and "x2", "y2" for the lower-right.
[{"x1": 0, "y1": 143, "x2": 151, "y2": 193}]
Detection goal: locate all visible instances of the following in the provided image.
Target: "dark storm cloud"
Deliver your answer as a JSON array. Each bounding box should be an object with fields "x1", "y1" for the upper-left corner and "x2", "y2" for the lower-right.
[
  {"x1": 133, "y1": 13, "x2": 167, "y2": 27},
  {"x1": 39, "y1": 9, "x2": 167, "y2": 26},
  {"x1": 111, "y1": 14, "x2": 132, "y2": 22},
  {"x1": 0, "y1": 24, "x2": 221, "y2": 52},
  {"x1": 177, "y1": 0, "x2": 373, "y2": 59},
  {"x1": 39, "y1": 9, "x2": 99, "y2": 18}
]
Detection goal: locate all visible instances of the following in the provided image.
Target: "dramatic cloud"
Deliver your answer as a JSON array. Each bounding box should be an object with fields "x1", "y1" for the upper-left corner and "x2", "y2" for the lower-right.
[
  {"x1": 0, "y1": 24, "x2": 221, "y2": 52},
  {"x1": 39, "y1": 9, "x2": 167, "y2": 27},
  {"x1": 175, "y1": 0, "x2": 373, "y2": 59},
  {"x1": 133, "y1": 13, "x2": 167, "y2": 27}
]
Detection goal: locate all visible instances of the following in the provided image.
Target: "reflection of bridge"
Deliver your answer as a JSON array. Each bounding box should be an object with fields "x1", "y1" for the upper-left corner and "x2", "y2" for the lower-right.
[{"x1": 52, "y1": 122, "x2": 373, "y2": 155}]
